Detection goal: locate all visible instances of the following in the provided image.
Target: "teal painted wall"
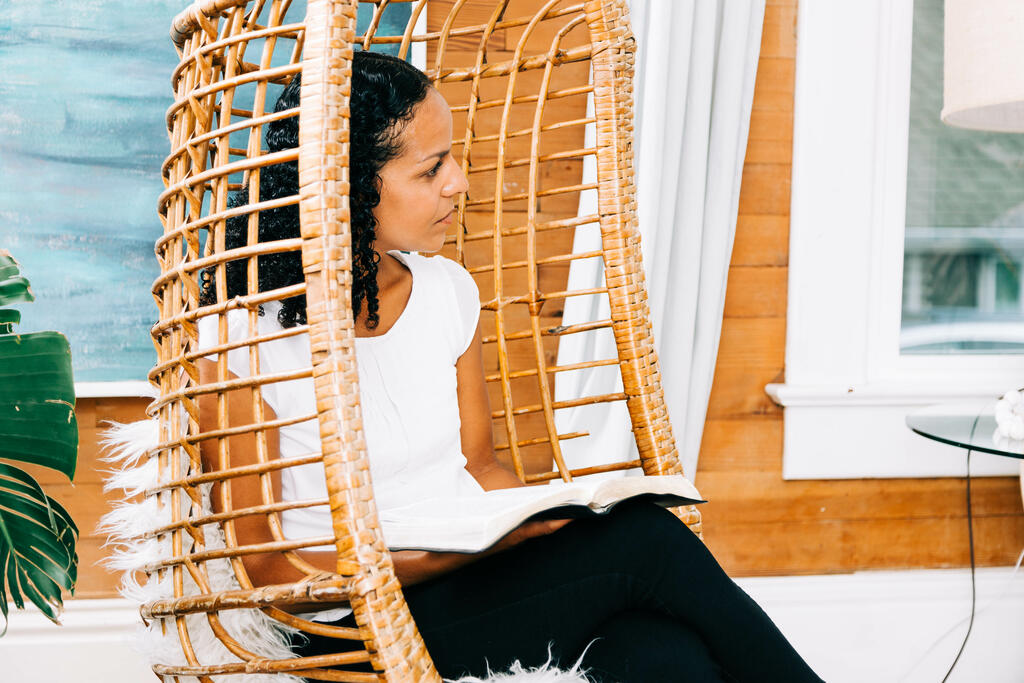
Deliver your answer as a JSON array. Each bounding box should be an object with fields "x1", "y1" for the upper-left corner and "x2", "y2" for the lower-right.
[{"x1": 0, "y1": 0, "x2": 410, "y2": 382}]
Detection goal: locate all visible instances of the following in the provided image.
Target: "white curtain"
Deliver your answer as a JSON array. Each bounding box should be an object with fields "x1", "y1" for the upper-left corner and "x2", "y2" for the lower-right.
[{"x1": 553, "y1": 0, "x2": 765, "y2": 480}]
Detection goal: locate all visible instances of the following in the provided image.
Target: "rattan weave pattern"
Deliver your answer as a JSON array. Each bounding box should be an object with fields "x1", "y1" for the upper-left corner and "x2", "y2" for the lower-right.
[{"x1": 146, "y1": 1, "x2": 700, "y2": 679}]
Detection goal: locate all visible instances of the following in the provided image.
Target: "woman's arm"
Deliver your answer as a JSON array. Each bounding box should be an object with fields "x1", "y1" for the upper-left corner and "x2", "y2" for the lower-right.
[
  {"x1": 195, "y1": 321, "x2": 563, "y2": 594},
  {"x1": 196, "y1": 357, "x2": 341, "y2": 607},
  {"x1": 196, "y1": 359, "x2": 479, "y2": 592},
  {"x1": 386, "y1": 321, "x2": 569, "y2": 584},
  {"x1": 455, "y1": 321, "x2": 525, "y2": 490}
]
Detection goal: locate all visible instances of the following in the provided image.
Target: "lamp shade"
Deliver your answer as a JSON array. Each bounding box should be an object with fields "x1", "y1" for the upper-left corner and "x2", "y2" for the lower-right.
[{"x1": 942, "y1": 0, "x2": 1024, "y2": 132}]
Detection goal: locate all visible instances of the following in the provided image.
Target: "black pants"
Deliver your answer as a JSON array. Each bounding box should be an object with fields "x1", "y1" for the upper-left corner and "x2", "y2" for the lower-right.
[{"x1": 293, "y1": 501, "x2": 823, "y2": 682}]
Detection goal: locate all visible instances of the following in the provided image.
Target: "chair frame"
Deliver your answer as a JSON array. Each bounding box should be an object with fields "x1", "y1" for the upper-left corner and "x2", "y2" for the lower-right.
[{"x1": 143, "y1": 1, "x2": 700, "y2": 679}]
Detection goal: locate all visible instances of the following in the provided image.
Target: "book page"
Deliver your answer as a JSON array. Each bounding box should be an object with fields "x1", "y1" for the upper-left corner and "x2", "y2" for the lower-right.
[
  {"x1": 589, "y1": 474, "x2": 703, "y2": 509},
  {"x1": 377, "y1": 476, "x2": 702, "y2": 552},
  {"x1": 379, "y1": 485, "x2": 584, "y2": 551},
  {"x1": 379, "y1": 484, "x2": 575, "y2": 524}
]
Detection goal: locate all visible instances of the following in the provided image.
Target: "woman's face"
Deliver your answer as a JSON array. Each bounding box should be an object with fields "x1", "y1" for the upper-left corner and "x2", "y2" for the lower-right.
[{"x1": 373, "y1": 87, "x2": 469, "y2": 256}]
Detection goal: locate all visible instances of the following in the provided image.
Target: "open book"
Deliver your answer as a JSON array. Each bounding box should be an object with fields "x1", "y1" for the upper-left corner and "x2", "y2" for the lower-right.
[{"x1": 379, "y1": 474, "x2": 704, "y2": 553}]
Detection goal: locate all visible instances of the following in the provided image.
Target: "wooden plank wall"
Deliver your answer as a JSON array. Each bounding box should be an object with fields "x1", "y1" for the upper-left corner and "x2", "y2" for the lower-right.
[
  {"x1": 697, "y1": 0, "x2": 1024, "y2": 575},
  {"x1": 58, "y1": 0, "x2": 1023, "y2": 601},
  {"x1": 42, "y1": 397, "x2": 150, "y2": 598}
]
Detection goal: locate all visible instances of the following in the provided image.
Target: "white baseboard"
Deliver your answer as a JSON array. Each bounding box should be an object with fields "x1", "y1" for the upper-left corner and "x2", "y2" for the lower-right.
[
  {"x1": 0, "y1": 599, "x2": 152, "y2": 682},
  {"x1": 737, "y1": 566, "x2": 1024, "y2": 683},
  {"x1": 2, "y1": 567, "x2": 1021, "y2": 683}
]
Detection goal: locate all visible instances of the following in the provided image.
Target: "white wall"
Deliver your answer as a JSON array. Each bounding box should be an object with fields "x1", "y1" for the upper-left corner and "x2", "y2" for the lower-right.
[{"x1": 2, "y1": 567, "x2": 1021, "y2": 682}]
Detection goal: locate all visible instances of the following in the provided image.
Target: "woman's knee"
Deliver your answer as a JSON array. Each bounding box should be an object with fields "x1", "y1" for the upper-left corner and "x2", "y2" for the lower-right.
[
  {"x1": 581, "y1": 610, "x2": 729, "y2": 683},
  {"x1": 594, "y1": 500, "x2": 705, "y2": 562},
  {"x1": 580, "y1": 500, "x2": 733, "y2": 602}
]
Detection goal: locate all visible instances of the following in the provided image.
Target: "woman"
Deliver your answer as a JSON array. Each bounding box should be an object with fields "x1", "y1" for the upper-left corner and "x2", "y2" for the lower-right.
[{"x1": 197, "y1": 51, "x2": 823, "y2": 682}]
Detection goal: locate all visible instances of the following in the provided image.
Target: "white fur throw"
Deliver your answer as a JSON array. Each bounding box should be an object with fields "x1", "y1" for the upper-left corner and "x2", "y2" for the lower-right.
[{"x1": 98, "y1": 419, "x2": 592, "y2": 683}]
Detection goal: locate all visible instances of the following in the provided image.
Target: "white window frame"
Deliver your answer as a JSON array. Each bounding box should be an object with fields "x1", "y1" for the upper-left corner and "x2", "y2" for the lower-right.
[
  {"x1": 765, "y1": 0, "x2": 1022, "y2": 479},
  {"x1": 75, "y1": 382, "x2": 156, "y2": 398}
]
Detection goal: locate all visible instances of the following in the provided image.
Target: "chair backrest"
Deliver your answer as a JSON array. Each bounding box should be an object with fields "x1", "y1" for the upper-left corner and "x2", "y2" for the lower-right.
[{"x1": 148, "y1": 0, "x2": 698, "y2": 679}]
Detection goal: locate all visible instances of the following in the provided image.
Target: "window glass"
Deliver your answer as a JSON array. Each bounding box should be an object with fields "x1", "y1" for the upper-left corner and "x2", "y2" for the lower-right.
[{"x1": 901, "y1": 0, "x2": 1024, "y2": 354}]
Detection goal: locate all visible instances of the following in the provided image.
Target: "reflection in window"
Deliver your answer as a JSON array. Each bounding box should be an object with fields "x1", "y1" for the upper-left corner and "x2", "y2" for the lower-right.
[{"x1": 901, "y1": 0, "x2": 1024, "y2": 354}]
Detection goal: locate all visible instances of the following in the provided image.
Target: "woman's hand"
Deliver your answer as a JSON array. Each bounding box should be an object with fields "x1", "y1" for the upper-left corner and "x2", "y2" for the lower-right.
[
  {"x1": 391, "y1": 518, "x2": 571, "y2": 586},
  {"x1": 489, "y1": 518, "x2": 571, "y2": 553}
]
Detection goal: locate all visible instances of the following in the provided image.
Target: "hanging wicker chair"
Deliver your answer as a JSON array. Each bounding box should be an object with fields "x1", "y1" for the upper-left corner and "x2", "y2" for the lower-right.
[{"x1": 138, "y1": 0, "x2": 701, "y2": 679}]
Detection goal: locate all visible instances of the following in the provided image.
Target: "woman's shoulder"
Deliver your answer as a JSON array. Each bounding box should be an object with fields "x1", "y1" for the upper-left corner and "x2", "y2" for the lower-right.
[{"x1": 399, "y1": 251, "x2": 480, "y2": 358}]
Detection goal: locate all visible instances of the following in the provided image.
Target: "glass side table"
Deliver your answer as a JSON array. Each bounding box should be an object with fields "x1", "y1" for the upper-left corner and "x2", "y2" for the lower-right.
[
  {"x1": 906, "y1": 399, "x2": 1024, "y2": 506},
  {"x1": 907, "y1": 401, "x2": 1024, "y2": 680}
]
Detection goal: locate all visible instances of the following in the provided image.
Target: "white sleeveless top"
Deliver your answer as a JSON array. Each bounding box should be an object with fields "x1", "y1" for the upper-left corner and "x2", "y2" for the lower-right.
[{"x1": 196, "y1": 250, "x2": 485, "y2": 563}]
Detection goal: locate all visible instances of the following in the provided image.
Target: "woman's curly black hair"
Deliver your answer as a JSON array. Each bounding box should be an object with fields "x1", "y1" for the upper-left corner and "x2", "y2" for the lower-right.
[{"x1": 198, "y1": 51, "x2": 432, "y2": 329}]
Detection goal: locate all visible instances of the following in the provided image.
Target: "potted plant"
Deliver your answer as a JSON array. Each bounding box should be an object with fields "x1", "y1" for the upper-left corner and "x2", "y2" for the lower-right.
[{"x1": 0, "y1": 249, "x2": 78, "y2": 634}]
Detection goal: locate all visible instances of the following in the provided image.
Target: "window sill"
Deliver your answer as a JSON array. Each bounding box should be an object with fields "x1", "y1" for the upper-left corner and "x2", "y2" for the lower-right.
[
  {"x1": 765, "y1": 381, "x2": 1020, "y2": 479},
  {"x1": 74, "y1": 381, "x2": 156, "y2": 399}
]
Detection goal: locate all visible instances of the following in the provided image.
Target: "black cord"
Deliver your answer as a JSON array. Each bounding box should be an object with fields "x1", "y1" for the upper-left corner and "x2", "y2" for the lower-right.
[{"x1": 940, "y1": 411, "x2": 982, "y2": 683}]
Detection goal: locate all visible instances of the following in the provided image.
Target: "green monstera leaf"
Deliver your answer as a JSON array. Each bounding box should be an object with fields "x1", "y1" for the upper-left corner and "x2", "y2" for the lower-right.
[{"x1": 0, "y1": 250, "x2": 78, "y2": 634}]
